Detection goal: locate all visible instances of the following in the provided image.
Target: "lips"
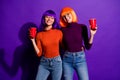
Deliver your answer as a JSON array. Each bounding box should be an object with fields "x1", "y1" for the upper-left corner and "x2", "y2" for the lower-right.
[{"x1": 47, "y1": 21, "x2": 52, "y2": 23}]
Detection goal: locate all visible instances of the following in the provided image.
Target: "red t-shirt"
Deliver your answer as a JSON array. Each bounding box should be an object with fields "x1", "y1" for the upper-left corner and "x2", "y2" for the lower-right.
[{"x1": 36, "y1": 29, "x2": 62, "y2": 58}]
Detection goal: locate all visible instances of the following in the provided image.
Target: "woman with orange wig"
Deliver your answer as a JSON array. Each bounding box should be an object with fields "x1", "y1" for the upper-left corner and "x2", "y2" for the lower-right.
[{"x1": 60, "y1": 7, "x2": 97, "y2": 80}]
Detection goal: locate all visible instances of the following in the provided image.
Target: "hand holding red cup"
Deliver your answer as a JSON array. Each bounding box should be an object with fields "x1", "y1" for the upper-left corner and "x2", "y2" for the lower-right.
[
  {"x1": 89, "y1": 18, "x2": 97, "y2": 30},
  {"x1": 29, "y1": 27, "x2": 37, "y2": 38}
]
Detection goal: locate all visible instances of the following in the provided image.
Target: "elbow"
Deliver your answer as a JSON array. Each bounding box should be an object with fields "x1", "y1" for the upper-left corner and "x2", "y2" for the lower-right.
[
  {"x1": 86, "y1": 47, "x2": 91, "y2": 50},
  {"x1": 36, "y1": 49, "x2": 40, "y2": 54},
  {"x1": 85, "y1": 44, "x2": 92, "y2": 50}
]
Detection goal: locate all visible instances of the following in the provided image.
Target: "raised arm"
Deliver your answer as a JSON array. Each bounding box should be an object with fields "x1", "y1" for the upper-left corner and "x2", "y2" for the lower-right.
[
  {"x1": 89, "y1": 26, "x2": 97, "y2": 44},
  {"x1": 82, "y1": 24, "x2": 97, "y2": 50},
  {"x1": 30, "y1": 33, "x2": 42, "y2": 57},
  {"x1": 31, "y1": 39, "x2": 40, "y2": 54}
]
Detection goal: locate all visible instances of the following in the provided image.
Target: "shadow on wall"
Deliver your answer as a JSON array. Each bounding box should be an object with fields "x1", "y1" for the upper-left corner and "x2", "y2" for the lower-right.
[{"x1": 0, "y1": 22, "x2": 40, "y2": 80}]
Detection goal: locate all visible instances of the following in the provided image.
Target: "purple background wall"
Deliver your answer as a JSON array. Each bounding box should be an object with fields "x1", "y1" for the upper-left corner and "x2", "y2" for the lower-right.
[{"x1": 0, "y1": 0, "x2": 120, "y2": 80}]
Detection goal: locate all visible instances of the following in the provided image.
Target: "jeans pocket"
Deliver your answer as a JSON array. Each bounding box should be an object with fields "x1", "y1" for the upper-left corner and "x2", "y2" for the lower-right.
[
  {"x1": 55, "y1": 57, "x2": 62, "y2": 62},
  {"x1": 63, "y1": 53, "x2": 68, "y2": 58},
  {"x1": 75, "y1": 52, "x2": 86, "y2": 63},
  {"x1": 77, "y1": 51, "x2": 85, "y2": 57},
  {"x1": 63, "y1": 52, "x2": 72, "y2": 58},
  {"x1": 40, "y1": 57, "x2": 47, "y2": 62}
]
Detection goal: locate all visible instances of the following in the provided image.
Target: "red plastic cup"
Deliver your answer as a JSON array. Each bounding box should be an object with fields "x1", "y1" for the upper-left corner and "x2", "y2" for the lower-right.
[
  {"x1": 89, "y1": 18, "x2": 97, "y2": 30},
  {"x1": 29, "y1": 27, "x2": 37, "y2": 38}
]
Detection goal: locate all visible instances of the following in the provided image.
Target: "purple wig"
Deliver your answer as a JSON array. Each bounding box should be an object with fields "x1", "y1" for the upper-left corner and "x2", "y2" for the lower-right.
[{"x1": 39, "y1": 10, "x2": 60, "y2": 31}]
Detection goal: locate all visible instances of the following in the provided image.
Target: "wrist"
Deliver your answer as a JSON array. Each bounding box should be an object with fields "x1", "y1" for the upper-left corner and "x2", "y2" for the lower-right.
[
  {"x1": 31, "y1": 38, "x2": 35, "y2": 41},
  {"x1": 91, "y1": 34, "x2": 94, "y2": 37}
]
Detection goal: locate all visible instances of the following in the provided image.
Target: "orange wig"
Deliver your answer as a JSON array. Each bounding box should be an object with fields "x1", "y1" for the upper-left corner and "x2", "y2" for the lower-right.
[{"x1": 60, "y1": 7, "x2": 78, "y2": 27}]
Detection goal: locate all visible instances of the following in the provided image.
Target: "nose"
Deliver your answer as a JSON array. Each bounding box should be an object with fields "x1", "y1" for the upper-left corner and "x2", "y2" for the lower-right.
[{"x1": 47, "y1": 17, "x2": 51, "y2": 20}]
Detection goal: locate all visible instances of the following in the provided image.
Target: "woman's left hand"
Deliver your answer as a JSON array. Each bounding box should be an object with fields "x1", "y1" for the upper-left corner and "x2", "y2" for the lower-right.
[{"x1": 90, "y1": 25, "x2": 97, "y2": 36}]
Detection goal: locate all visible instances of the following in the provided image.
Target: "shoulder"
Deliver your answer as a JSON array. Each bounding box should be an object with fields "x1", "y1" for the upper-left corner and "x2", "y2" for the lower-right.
[
  {"x1": 77, "y1": 23, "x2": 87, "y2": 27},
  {"x1": 37, "y1": 31, "x2": 44, "y2": 35},
  {"x1": 53, "y1": 29, "x2": 62, "y2": 33},
  {"x1": 71, "y1": 23, "x2": 86, "y2": 28},
  {"x1": 36, "y1": 31, "x2": 44, "y2": 39},
  {"x1": 78, "y1": 24, "x2": 87, "y2": 30},
  {"x1": 53, "y1": 29, "x2": 63, "y2": 36}
]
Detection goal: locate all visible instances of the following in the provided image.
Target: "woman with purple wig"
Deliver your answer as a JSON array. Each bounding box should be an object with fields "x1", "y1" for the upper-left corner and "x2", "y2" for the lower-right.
[{"x1": 29, "y1": 10, "x2": 62, "y2": 80}]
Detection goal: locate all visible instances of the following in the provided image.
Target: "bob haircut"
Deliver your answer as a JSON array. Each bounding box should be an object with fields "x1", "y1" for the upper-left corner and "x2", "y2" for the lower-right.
[
  {"x1": 60, "y1": 7, "x2": 78, "y2": 27},
  {"x1": 39, "y1": 10, "x2": 60, "y2": 31}
]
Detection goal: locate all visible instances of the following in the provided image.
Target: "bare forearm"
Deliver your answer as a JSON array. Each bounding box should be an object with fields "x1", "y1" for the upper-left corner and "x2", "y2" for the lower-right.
[
  {"x1": 89, "y1": 34, "x2": 94, "y2": 44},
  {"x1": 89, "y1": 28, "x2": 97, "y2": 44},
  {"x1": 31, "y1": 39, "x2": 40, "y2": 54}
]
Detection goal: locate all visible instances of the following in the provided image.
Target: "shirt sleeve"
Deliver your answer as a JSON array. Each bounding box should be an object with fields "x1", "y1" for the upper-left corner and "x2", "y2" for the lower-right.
[
  {"x1": 82, "y1": 24, "x2": 92, "y2": 50},
  {"x1": 36, "y1": 33, "x2": 42, "y2": 57}
]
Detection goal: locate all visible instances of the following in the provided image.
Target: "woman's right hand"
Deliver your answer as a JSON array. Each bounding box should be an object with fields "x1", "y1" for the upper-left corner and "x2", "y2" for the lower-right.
[{"x1": 29, "y1": 27, "x2": 37, "y2": 39}]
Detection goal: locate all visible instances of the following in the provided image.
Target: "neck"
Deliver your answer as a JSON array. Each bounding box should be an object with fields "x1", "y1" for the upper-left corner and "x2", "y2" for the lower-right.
[{"x1": 45, "y1": 25, "x2": 52, "y2": 31}]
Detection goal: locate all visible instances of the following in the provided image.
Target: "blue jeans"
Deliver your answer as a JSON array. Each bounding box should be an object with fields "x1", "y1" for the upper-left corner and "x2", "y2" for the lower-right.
[
  {"x1": 62, "y1": 51, "x2": 89, "y2": 80},
  {"x1": 36, "y1": 56, "x2": 62, "y2": 80}
]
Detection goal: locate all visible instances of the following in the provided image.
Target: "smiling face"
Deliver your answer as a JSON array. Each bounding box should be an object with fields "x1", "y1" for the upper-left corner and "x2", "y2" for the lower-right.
[
  {"x1": 60, "y1": 7, "x2": 78, "y2": 27},
  {"x1": 45, "y1": 16, "x2": 55, "y2": 26},
  {"x1": 62, "y1": 12, "x2": 73, "y2": 23}
]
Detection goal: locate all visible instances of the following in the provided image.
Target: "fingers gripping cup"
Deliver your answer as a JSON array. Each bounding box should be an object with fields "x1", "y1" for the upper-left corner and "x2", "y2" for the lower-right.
[
  {"x1": 89, "y1": 18, "x2": 97, "y2": 30},
  {"x1": 29, "y1": 27, "x2": 37, "y2": 38}
]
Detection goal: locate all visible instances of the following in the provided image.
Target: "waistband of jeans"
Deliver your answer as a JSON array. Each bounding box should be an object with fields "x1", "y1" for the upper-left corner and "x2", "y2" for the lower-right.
[
  {"x1": 41, "y1": 55, "x2": 61, "y2": 61},
  {"x1": 65, "y1": 50, "x2": 84, "y2": 55}
]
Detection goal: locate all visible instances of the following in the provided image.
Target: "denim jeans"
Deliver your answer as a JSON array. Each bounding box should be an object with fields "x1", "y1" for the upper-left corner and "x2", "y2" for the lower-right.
[
  {"x1": 62, "y1": 51, "x2": 89, "y2": 80},
  {"x1": 36, "y1": 56, "x2": 62, "y2": 80}
]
